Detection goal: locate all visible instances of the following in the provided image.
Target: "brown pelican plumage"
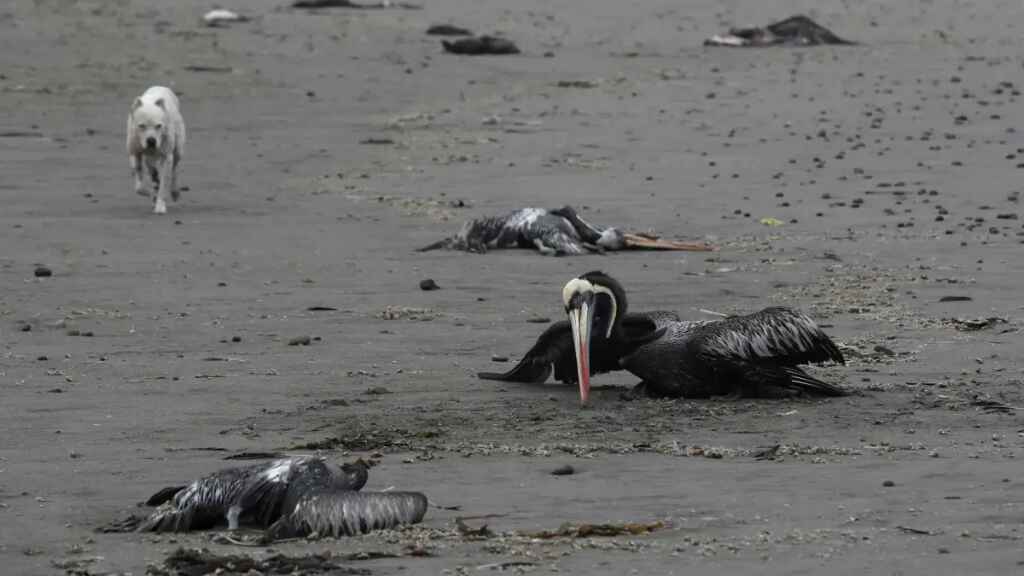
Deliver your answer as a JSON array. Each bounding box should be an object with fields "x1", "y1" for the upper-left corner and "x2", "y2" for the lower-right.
[
  {"x1": 418, "y1": 205, "x2": 711, "y2": 256},
  {"x1": 704, "y1": 15, "x2": 855, "y2": 47},
  {"x1": 480, "y1": 271, "x2": 846, "y2": 404},
  {"x1": 138, "y1": 456, "x2": 427, "y2": 537}
]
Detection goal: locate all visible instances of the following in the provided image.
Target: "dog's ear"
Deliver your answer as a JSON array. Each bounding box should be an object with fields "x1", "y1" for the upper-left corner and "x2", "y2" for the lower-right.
[
  {"x1": 132, "y1": 97, "x2": 143, "y2": 111},
  {"x1": 154, "y1": 98, "x2": 165, "y2": 110}
]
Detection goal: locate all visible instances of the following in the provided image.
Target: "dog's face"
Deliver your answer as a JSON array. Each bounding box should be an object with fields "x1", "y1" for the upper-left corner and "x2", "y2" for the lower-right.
[{"x1": 132, "y1": 98, "x2": 169, "y2": 151}]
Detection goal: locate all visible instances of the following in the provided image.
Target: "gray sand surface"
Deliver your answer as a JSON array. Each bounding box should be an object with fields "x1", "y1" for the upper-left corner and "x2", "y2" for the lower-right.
[{"x1": 1, "y1": 0, "x2": 1022, "y2": 574}]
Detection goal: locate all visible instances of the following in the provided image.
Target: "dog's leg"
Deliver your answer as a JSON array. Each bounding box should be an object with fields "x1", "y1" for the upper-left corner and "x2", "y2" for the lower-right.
[
  {"x1": 153, "y1": 159, "x2": 172, "y2": 214},
  {"x1": 170, "y1": 148, "x2": 180, "y2": 201},
  {"x1": 131, "y1": 153, "x2": 147, "y2": 197}
]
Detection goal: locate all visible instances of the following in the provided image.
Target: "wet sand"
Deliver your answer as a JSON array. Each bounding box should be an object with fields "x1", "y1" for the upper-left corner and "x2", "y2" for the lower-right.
[{"x1": 1, "y1": 0, "x2": 1022, "y2": 574}]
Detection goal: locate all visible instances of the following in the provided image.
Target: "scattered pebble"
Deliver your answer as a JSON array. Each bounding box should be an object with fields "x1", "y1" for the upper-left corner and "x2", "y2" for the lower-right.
[
  {"x1": 442, "y1": 36, "x2": 520, "y2": 55},
  {"x1": 288, "y1": 335, "x2": 312, "y2": 346},
  {"x1": 490, "y1": 355, "x2": 508, "y2": 362},
  {"x1": 551, "y1": 464, "x2": 575, "y2": 476},
  {"x1": 426, "y1": 24, "x2": 473, "y2": 36},
  {"x1": 34, "y1": 266, "x2": 52, "y2": 277},
  {"x1": 883, "y1": 480, "x2": 895, "y2": 487},
  {"x1": 419, "y1": 278, "x2": 440, "y2": 291},
  {"x1": 939, "y1": 295, "x2": 972, "y2": 302}
]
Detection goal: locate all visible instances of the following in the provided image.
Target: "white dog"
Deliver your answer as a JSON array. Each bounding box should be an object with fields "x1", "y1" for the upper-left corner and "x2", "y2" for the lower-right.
[{"x1": 126, "y1": 86, "x2": 186, "y2": 214}]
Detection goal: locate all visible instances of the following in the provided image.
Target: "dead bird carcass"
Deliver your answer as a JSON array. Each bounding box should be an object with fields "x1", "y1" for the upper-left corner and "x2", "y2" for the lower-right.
[
  {"x1": 704, "y1": 15, "x2": 855, "y2": 47},
  {"x1": 136, "y1": 456, "x2": 427, "y2": 538},
  {"x1": 418, "y1": 206, "x2": 711, "y2": 256}
]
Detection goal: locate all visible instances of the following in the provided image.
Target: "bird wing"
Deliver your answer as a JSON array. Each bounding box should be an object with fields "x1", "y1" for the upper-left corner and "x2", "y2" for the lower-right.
[
  {"x1": 477, "y1": 314, "x2": 664, "y2": 384},
  {"x1": 230, "y1": 458, "x2": 317, "y2": 527},
  {"x1": 477, "y1": 321, "x2": 572, "y2": 383},
  {"x1": 691, "y1": 307, "x2": 844, "y2": 366},
  {"x1": 137, "y1": 464, "x2": 261, "y2": 532},
  {"x1": 144, "y1": 485, "x2": 187, "y2": 507},
  {"x1": 266, "y1": 491, "x2": 429, "y2": 539},
  {"x1": 138, "y1": 479, "x2": 228, "y2": 532}
]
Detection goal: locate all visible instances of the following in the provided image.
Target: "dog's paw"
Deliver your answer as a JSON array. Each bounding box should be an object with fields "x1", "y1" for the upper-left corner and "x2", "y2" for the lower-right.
[{"x1": 153, "y1": 200, "x2": 167, "y2": 214}]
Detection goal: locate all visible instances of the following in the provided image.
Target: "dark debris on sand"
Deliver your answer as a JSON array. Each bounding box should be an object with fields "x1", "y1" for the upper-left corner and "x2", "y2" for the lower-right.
[
  {"x1": 146, "y1": 548, "x2": 369, "y2": 576},
  {"x1": 525, "y1": 521, "x2": 667, "y2": 539},
  {"x1": 442, "y1": 36, "x2": 520, "y2": 55},
  {"x1": 426, "y1": 24, "x2": 473, "y2": 36},
  {"x1": 292, "y1": 0, "x2": 421, "y2": 9}
]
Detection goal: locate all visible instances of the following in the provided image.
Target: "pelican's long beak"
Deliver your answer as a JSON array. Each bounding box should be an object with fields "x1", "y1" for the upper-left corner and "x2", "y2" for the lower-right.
[
  {"x1": 566, "y1": 291, "x2": 595, "y2": 405},
  {"x1": 621, "y1": 233, "x2": 713, "y2": 251}
]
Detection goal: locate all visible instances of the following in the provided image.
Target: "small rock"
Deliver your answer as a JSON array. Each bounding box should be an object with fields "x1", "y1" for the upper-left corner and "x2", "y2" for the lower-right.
[
  {"x1": 426, "y1": 24, "x2": 473, "y2": 36},
  {"x1": 882, "y1": 480, "x2": 895, "y2": 487},
  {"x1": 490, "y1": 355, "x2": 508, "y2": 362},
  {"x1": 526, "y1": 317, "x2": 550, "y2": 324},
  {"x1": 939, "y1": 295, "x2": 972, "y2": 302},
  {"x1": 288, "y1": 335, "x2": 312, "y2": 346},
  {"x1": 873, "y1": 345, "x2": 896, "y2": 356},
  {"x1": 34, "y1": 266, "x2": 52, "y2": 277},
  {"x1": 231, "y1": 335, "x2": 242, "y2": 343},
  {"x1": 364, "y1": 386, "x2": 392, "y2": 395},
  {"x1": 419, "y1": 279, "x2": 440, "y2": 291},
  {"x1": 20, "y1": 323, "x2": 31, "y2": 332},
  {"x1": 203, "y1": 9, "x2": 247, "y2": 27},
  {"x1": 551, "y1": 464, "x2": 575, "y2": 476},
  {"x1": 442, "y1": 36, "x2": 520, "y2": 56}
]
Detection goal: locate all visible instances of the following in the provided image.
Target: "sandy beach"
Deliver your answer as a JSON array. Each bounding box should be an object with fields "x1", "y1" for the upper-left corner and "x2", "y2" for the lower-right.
[{"x1": 1, "y1": 0, "x2": 1022, "y2": 574}]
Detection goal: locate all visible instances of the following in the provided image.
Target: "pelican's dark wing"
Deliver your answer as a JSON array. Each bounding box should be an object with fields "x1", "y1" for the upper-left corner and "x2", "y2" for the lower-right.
[
  {"x1": 621, "y1": 307, "x2": 844, "y2": 398},
  {"x1": 478, "y1": 314, "x2": 668, "y2": 384},
  {"x1": 693, "y1": 307, "x2": 844, "y2": 366},
  {"x1": 233, "y1": 458, "x2": 372, "y2": 528},
  {"x1": 764, "y1": 15, "x2": 854, "y2": 45},
  {"x1": 266, "y1": 491, "x2": 429, "y2": 539},
  {"x1": 229, "y1": 458, "x2": 305, "y2": 527},
  {"x1": 690, "y1": 307, "x2": 845, "y2": 396},
  {"x1": 478, "y1": 321, "x2": 573, "y2": 383},
  {"x1": 138, "y1": 465, "x2": 258, "y2": 532},
  {"x1": 144, "y1": 485, "x2": 187, "y2": 507}
]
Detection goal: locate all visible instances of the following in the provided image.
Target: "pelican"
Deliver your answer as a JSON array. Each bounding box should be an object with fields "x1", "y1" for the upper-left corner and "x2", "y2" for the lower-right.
[
  {"x1": 480, "y1": 271, "x2": 846, "y2": 404},
  {"x1": 138, "y1": 456, "x2": 427, "y2": 537},
  {"x1": 704, "y1": 14, "x2": 855, "y2": 47},
  {"x1": 418, "y1": 205, "x2": 710, "y2": 256}
]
